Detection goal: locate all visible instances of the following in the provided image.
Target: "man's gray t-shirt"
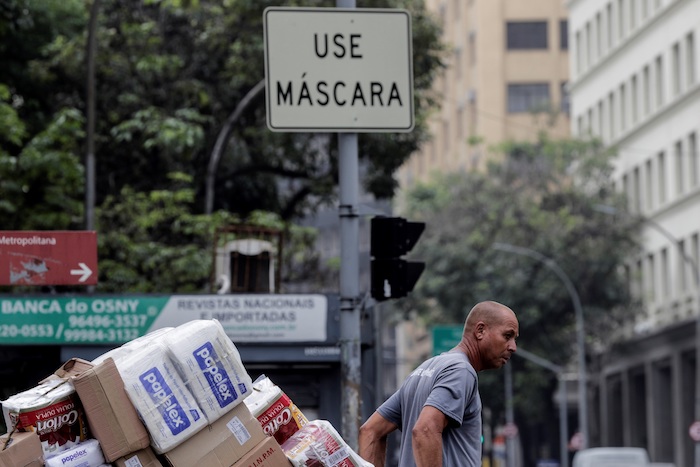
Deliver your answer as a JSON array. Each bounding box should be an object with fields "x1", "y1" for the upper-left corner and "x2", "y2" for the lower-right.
[{"x1": 377, "y1": 351, "x2": 481, "y2": 467}]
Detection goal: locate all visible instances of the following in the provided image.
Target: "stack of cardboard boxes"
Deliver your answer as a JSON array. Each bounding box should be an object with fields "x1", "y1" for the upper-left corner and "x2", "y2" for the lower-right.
[{"x1": 0, "y1": 320, "x2": 368, "y2": 467}]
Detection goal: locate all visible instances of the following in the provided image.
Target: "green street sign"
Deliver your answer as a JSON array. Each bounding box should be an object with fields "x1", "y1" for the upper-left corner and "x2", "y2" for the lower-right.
[
  {"x1": 0, "y1": 294, "x2": 328, "y2": 345},
  {"x1": 432, "y1": 324, "x2": 463, "y2": 356}
]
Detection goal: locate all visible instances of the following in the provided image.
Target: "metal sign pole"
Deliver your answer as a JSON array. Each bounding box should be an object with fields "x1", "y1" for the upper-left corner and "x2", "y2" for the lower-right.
[
  {"x1": 338, "y1": 129, "x2": 361, "y2": 450},
  {"x1": 337, "y1": 0, "x2": 360, "y2": 443}
]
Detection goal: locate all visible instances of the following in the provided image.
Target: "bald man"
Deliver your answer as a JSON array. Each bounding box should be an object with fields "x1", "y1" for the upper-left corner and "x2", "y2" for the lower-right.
[{"x1": 359, "y1": 301, "x2": 519, "y2": 467}]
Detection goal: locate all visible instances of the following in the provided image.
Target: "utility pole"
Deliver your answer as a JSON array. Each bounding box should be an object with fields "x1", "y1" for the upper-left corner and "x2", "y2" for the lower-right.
[{"x1": 336, "y1": 2, "x2": 361, "y2": 451}]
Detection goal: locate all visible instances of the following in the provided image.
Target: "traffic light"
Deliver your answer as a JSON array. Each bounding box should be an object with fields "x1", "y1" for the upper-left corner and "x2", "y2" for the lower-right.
[{"x1": 370, "y1": 216, "x2": 425, "y2": 301}]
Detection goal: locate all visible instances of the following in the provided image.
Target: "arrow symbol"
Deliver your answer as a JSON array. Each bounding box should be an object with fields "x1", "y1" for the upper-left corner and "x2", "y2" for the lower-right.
[{"x1": 70, "y1": 263, "x2": 93, "y2": 282}]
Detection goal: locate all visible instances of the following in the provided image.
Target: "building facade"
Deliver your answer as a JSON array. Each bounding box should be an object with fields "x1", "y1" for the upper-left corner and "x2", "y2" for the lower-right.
[
  {"x1": 398, "y1": 0, "x2": 570, "y2": 190},
  {"x1": 569, "y1": 0, "x2": 700, "y2": 464}
]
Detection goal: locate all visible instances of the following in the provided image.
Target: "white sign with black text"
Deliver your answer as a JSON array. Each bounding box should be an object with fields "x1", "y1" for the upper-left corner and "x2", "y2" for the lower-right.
[{"x1": 263, "y1": 7, "x2": 414, "y2": 133}]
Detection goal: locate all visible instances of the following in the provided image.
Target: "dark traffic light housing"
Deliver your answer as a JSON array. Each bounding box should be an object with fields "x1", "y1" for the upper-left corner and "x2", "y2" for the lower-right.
[{"x1": 370, "y1": 216, "x2": 425, "y2": 301}]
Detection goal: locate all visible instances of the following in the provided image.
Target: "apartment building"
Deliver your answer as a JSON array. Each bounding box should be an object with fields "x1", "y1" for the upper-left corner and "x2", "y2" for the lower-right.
[
  {"x1": 569, "y1": 0, "x2": 700, "y2": 465},
  {"x1": 398, "y1": 0, "x2": 570, "y2": 190}
]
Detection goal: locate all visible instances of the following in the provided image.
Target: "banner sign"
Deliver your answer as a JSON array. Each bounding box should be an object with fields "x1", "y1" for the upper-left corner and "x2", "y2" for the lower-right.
[{"x1": 0, "y1": 294, "x2": 328, "y2": 345}]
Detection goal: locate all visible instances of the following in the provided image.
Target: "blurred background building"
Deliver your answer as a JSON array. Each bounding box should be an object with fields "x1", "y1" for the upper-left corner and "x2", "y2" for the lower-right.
[
  {"x1": 391, "y1": 0, "x2": 700, "y2": 466},
  {"x1": 398, "y1": 0, "x2": 570, "y2": 190},
  {"x1": 569, "y1": 0, "x2": 700, "y2": 465}
]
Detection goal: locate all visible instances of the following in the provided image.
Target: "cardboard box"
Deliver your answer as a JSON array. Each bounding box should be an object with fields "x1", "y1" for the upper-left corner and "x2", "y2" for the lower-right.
[
  {"x1": 73, "y1": 357, "x2": 151, "y2": 462},
  {"x1": 232, "y1": 436, "x2": 290, "y2": 467},
  {"x1": 47, "y1": 358, "x2": 94, "y2": 380},
  {"x1": 114, "y1": 447, "x2": 164, "y2": 467},
  {"x1": 163, "y1": 403, "x2": 266, "y2": 467},
  {"x1": 0, "y1": 432, "x2": 43, "y2": 467}
]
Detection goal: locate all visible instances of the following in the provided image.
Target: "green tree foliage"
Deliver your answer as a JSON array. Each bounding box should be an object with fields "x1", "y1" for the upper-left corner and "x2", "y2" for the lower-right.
[
  {"x1": 0, "y1": 0, "x2": 445, "y2": 292},
  {"x1": 27, "y1": 0, "x2": 445, "y2": 219},
  {"x1": 400, "y1": 134, "x2": 643, "y2": 428}
]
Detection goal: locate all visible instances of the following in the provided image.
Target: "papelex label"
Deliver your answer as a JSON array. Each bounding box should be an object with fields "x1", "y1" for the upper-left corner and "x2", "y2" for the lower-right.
[
  {"x1": 194, "y1": 342, "x2": 238, "y2": 408},
  {"x1": 140, "y1": 368, "x2": 191, "y2": 435}
]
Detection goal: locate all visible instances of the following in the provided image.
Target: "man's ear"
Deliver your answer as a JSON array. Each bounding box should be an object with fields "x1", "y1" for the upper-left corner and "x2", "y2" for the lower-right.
[{"x1": 475, "y1": 322, "x2": 486, "y2": 340}]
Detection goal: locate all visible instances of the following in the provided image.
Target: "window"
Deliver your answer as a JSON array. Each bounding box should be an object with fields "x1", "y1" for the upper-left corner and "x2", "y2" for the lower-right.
[
  {"x1": 687, "y1": 33, "x2": 696, "y2": 87},
  {"x1": 586, "y1": 22, "x2": 593, "y2": 66},
  {"x1": 595, "y1": 14, "x2": 602, "y2": 58},
  {"x1": 560, "y1": 82, "x2": 570, "y2": 114},
  {"x1": 630, "y1": 0, "x2": 636, "y2": 31},
  {"x1": 658, "y1": 151, "x2": 667, "y2": 204},
  {"x1": 609, "y1": 92, "x2": 616, "y2": 139},
  {"x1": 618, "y1": 0, "x2": 625, "y2": 41},
  {"x1": 607, "y1": 3, "x2": 614, "y2": 49},
  {"x1": 576, "y1": 31, "x2": 583, "y2": 74},
  {"x1": 620, "y1": 83, "x2": 627, "y2": 132},
  {"x1": 507, "y1": 21, "x2": 548, "y2": 50},
  {"x1": 661, "y1": 247, "x2": 670, "y2": 301},
  {"x1": 645, "y1": 159, "x2": 653, "y2": 211},
  {"x1": 643, "y1": 65, "x2": 651, "y2": 115},
  {"x1": 655, "y1": 55, "x2": 665, "y2": 108},
  {"x1": 647, "y1": 253, "x2": 656, "y2": 303},
  {"x1": 631, "y1": 75, "x2": 639, "y2": 124},
  {"x1": 507, "y1": 83, "x2": 550, "y2": 113},
  {"x1": 633, "y1": 166, "x2": 641, "y2": 213},
  {"x1": 598, "y1": 100, "x2": 605, "y2": 138},
  {"x1": 678, "y1": 239, "x2": 688, "y2": 293},
  {"x1": 675, "y1": 140, "x2": 684, "y2": 195},
  {"x1": 690, "y1": 132, "x2": 698, "y2": 188},
  {"x1": 672, "y1": 42, "x2": 681, "y2": 96},
  {"x1": 560, "y1": 20, "x2": 568, "y2": 50}
]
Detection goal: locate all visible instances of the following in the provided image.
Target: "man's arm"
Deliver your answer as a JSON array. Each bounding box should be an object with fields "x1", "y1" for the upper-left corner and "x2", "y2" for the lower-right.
[
  {"x1": 412, "y1": 405, "x2": 449, "y2": 467},
  {"x1": 358, "y1": 411, "x2": 397, "y2": 467}
]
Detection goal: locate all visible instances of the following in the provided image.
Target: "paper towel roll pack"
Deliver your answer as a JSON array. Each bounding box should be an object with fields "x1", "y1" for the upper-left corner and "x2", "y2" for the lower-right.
[
  {"x1": 117, "y1": 341, "x2": 207, "y2": 453},
  {"x1": 164, "y1": 319, "x2": 253, "y2": 423}
]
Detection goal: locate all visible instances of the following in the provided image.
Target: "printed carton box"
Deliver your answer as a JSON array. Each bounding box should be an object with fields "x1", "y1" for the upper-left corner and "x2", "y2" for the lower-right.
[
  {"x1": 114, "y1": 446, "x2": 164, "y2": 467},
  {"x1": 163, "y1": 403, "x2": 266, "y2": 467},
  {"x1": 232, "y1": 436, "x2": 291, "y2": 467}
]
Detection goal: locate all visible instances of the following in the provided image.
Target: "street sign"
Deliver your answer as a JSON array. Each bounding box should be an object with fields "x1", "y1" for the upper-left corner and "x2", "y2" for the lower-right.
[
  {"x1": 690, "y1": 421, "x2": 700, "y2": 442},
  {"x1": 432, "y1": 325, "x2": 463, "y2": 355},
  {"x1": 0, "y1": 294, "x2": 327, "y2": 345},
  {"x1": 263, "y1": 7, "x2": 414, "y2": 133},
  {"x1": 502, "y1": 422, "x2": 519, "y2": 438},
  {"x1": 0, "y1": 231, "x2": 97, "y2": 286}
]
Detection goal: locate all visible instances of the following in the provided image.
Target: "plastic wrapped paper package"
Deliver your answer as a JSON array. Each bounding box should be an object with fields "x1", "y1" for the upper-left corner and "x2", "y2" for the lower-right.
[
  {"x1": 281, "y1": 420, "x2": 373, "y2": 467},
  {"x1": 92, "y1": 327, "x2": 174, "y2": 366},
  {"x1": 44, "y1": 438, "x2": 106, "y2": 467},
  {"x1": 1, "y1": 378, "x2": 89, "y2": 458},
  {"x1": 164, "y1": 319, "x2": 253, "y2": 423},
  {"x1": 244, "y1": 375, "x2": 308, "y2": 445},
  {"x1": 117, "y1": 341, "x2": 207, "y2": 454}
]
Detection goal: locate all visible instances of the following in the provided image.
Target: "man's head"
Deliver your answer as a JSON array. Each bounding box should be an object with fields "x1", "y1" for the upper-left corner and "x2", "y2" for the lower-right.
[{"x1": 463, "y1": 301, "x2": 519, "y2": 371}]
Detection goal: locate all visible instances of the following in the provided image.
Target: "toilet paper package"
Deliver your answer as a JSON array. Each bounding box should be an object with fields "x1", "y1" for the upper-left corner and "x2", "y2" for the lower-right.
[
  {"x1": 281, "y1": 420, "x2": 372, "y2": 467},
  {"x1": 244, "y1": 375, "x2": 308, "y2": 445},
  {"x1": 1, "y1": 378, "x2": 89, "y2": 458},
  {"x1": 44, "y1": 438, "x2": 105, "y2": 467},
  {"x1": 164, "y1": 320, "x2": 253, "y2": 423},
  {"x1": 117, "y1": 342, "x2": 207, "y2": 454}
]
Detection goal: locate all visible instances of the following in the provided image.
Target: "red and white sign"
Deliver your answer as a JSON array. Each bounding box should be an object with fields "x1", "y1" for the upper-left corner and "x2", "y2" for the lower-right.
[
  {"x1": 502, "y1": 422, "x2": 519, "y2": 438},
  {"x1": 0, "y1": 231, "x2": 97, "y2": 286},
  {"x1": 689, "y1": 421, "x2": 700, "y2": 442}
]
